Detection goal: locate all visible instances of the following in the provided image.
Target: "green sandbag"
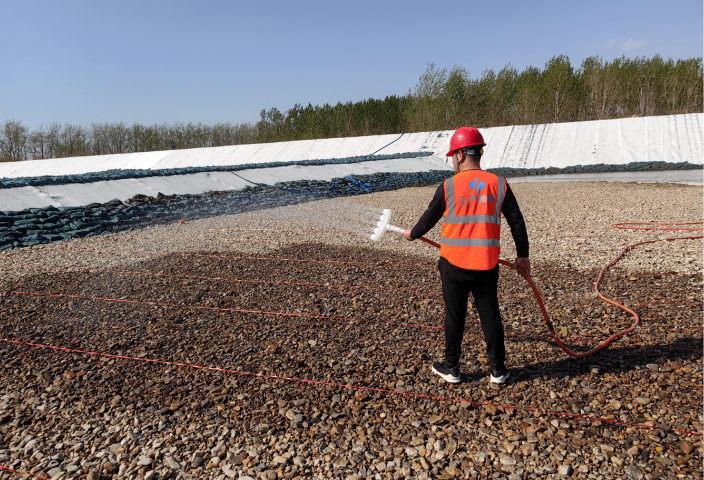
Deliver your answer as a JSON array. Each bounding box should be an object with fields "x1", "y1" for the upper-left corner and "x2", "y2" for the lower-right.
[
  {"x1": 70, "y1": 220, "x2": 94, "y2": 229},
  {"x1": 42, "y1": 234, "x2": 64, "y2": 241},
  {"x1": 14, "y1": 219, "x2": 39, "y2": 226},
  {"x1": 22, "y1": 239, "x2": 45, "y2": 246},
  {"x1": 36, "y1": 223, "x2": 59, "y2": 230},
  {"x1": 39, "y1": 214, "x2": 62, "y2": 223}
]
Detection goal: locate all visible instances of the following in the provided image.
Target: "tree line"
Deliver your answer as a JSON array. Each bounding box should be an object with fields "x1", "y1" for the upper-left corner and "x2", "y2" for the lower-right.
[
  {"x1": 0, "y1": 121, "x2": 257, "y2": 162},
  {"x1": 2, "y1": 54, "x2": 701, "y2": 162}
]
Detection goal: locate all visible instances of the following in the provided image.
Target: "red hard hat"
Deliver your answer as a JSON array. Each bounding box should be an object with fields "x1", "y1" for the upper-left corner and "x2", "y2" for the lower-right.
[{"x1": 445, "y1": 127, "x2": 486, "y2": 156}]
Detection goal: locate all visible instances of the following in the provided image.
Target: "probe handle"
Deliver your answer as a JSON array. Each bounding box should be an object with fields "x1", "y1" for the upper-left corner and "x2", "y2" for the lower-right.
[
  {"x1": 388, "y1": 224, "x2": 440, "y2": 248},
  {"x1": 419, "y1": 237, "x2": 441, "y2": 248}
]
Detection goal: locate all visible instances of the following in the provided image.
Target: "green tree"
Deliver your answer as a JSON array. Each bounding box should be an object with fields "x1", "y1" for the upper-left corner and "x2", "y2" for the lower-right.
[{"x1": 540, "y1": 55, "x2": 583, "y2": 123}]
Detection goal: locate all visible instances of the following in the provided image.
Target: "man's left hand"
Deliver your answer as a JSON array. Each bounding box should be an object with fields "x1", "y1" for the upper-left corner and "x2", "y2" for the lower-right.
[{"x1": 402, "y1": 229, "x2": 414, "y2": 241}]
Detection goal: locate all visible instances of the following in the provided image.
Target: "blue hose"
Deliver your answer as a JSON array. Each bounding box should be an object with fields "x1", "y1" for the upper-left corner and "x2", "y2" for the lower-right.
[{"x1": 346, "y1": 175, "x2": 372, "y2": 193}]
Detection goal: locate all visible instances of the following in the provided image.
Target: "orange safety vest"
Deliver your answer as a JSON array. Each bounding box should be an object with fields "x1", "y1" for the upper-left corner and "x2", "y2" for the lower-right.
[{"x1": 439, "y1": 170, "x2": 507, "y2": 270}]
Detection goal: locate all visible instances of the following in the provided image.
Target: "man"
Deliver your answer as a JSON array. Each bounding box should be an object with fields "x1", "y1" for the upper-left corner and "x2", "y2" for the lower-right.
[{"x1": 402, "y1": 126, "x2": 530, "y2": 384}]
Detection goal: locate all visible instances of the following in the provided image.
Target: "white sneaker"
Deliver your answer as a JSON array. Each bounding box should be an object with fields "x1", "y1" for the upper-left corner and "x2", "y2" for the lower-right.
[
  {"x1": 431, "y1": 362, "x2": 461, "y2": 383},
  {"x1": 490, "y1": 364, "x2": 510, "y2": 384}
]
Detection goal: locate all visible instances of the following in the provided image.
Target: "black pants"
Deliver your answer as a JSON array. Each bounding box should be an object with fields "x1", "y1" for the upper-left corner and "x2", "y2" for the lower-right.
[{"x1": 438, "y1": 257, "x2": 506, "y2": 371}]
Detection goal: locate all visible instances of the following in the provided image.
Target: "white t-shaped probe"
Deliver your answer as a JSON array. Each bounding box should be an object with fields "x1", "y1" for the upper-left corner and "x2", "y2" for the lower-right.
[{"x1": 370, "y1": 209, "x2": 405, "y2": 242}]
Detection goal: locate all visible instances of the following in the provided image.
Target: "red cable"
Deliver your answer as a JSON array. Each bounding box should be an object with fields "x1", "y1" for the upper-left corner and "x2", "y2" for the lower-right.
[
  {"x1": 2, "y1": 222, "x2": 701, "y2": 454},
  {"x1": 182, "y1": 226, "x2": 361, "y2": 234},
  {"x1": 416, "y1": 232, "x2": 703, "y2": 358},
  {"x1": 612, "y1": 222, "x2": 704, "y2": 231},
  {"x1": 505, "y1": 332, "x2": 703, "y2": 352},
  {"x1": 41, "y1": 247, "x2": 418, "y2": 267},
  {"x1": 0, "y1": 265, "x2": 434, "y2": 297},
  {"x1": 7, "y1": 291, "x2": 441, "y2": 331},
  {"x1": 500, "y1": 291, "x2": 700, "y2": 307},
  {"x1": 41, "y1": 247, "x2": 690, "y2": 278},
  {"x1": 6, "y1": 289, "x2": 700, "y2": 353},
  {"x1": 0, "y1": 465, "x2": 50, "y2": 480},
  {"x1": 123, "y1": 233, "x2": 703, "y2": 254},
  {"x1": 2, "y1": 338, "x2": 699, "y2": 436},
  {"x1": 4, "y1": 264, "x2": 698, "y2": 308},
  {"x1": 120, "y1": 234, "x2": 367, "y2": 246},
  {"x1": 21, "y1": 227, "x2": 704, "y2": 357}
]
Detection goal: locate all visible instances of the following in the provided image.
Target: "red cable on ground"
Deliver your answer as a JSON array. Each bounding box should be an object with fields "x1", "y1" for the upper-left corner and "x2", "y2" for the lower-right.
[
  {"x1": 42, "y1": 247, "x2": 418, "y2": 268},
  {"x1": 1, "y1": 338, "x2": 700, "y2": 437},
  {"x1": 15, "y1": 226, "x2": 702, "y2": 357},
  {"x1": 612, "y1": 222, "x2": 704, "y2": 231},
  {"x1": 120, "y1": 235, "x2": 367, "y2": 247},
  {"x1": 417, "y1": 233, "x2": 703, "y2": 358},
  {"x1": 181, "y1": 227, "x2": 362, "y2": 234},
  {"x1": 0, "y1": 465, "x2": 49, "y2": 480},
  {"x1": 121, "y1": 234, "x2": 703, "y2": 255},
  {"x1": 504, "y1": 332, "x2": 703, "y2": 353},
  {"x1": 41, "y1": 247, "x2": 691, "y2": 278},
  {"x1": 0, "y1": 265, "x2": 434, "y2": 297},
  {"x1": 6, "y1": 289, "x2": 701, "y2": 353},
  {"x1": 3, "y1": 264, "x2": 699, "y2": 308},
  {"x1": 499, "y1": 291, "x2": 700, "y2": 308},
  {"x1": 7, "y1": 290, "x2": 441, "y2": 331}
]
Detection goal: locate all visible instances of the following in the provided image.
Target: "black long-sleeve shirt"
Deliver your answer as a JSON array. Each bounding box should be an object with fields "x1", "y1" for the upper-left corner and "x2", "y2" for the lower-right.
[{"x1": 410, "y1": 179, "x2": 529, "y2": 258}]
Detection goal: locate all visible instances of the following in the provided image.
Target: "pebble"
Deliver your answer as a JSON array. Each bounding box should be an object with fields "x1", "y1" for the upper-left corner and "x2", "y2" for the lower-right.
[
  {"x1": 681, "y1": 440, "x2": 695, "y2": 455},
  {"x1": 260, "y1": 470, "x2": 277, "y2": 480},
  {"x1": 557, "y1": 464, "x2": 572, "y2": 475},
  {"x1": 47, "y1": 467, "x2": 63, "y2": 477},
  {"x1": 429, "y1": 415, "x2": 443, "y2": 425},
  {"x1": 164, "y1": 456, "x2": 181, "y2": 470},
  {"x1": 625, "y1": 466, "x2": 645, "y2": 479}
]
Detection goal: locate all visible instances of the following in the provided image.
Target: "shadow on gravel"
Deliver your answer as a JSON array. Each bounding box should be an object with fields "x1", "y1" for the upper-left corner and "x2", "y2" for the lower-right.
[{"x1": 479, "y1": 336, "x2": 703, "y2": 386}]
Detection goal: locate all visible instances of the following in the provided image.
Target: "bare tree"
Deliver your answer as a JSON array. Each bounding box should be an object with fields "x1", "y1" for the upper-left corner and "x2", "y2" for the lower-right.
[
  {"x1": 29, "y1": 124, "x2": 49, "y2": 159},
  {"x1": 0, "y1": 120, "x2": 29, "y2": 161}
]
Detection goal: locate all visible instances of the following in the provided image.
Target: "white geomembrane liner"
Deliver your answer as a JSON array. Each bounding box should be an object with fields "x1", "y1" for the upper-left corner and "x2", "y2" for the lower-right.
[
  {"x1": 0, "y1": 114, "x2": 700, "y2": 179},
  {"x1": 0, "y1": 157, "x2": 453, "y2": 210},
  {"x1": 0, "y1": 114, "x2": 700, "y2": 209}
]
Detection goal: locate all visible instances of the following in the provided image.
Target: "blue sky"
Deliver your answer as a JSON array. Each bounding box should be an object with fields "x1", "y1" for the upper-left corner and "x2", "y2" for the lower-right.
[{"x1": 1, "y1": 0, "x2": 701, "y2": 128}]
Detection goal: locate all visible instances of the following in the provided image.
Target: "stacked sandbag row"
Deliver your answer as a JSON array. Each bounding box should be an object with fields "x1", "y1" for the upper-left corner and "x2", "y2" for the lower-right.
[
  {"x1": 0, "y1": 152, "x2": 432, "y2": 189},
  {"x1": 0, "y1": 170, "x2": 451, "y2": 252},
  {"x1": 1, "y1": 159, "x2": 699, "y2": 252},
  {"x1": 487, "y1": 160, "x2": 701, "y2": 177},
  {"x1": 0, "y1": 200, "x2": 123, "y2": 251}
]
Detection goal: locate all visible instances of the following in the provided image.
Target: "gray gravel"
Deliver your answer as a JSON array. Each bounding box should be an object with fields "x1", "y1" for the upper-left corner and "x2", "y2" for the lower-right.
[{"x1": 0, "y1": 180, "x2": 701, "y2": 480}]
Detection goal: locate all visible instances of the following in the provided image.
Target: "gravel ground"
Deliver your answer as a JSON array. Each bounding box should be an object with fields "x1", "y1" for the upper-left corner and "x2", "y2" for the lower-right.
[{"x1": 0, "y1": 181, "x2": 701, "y2": 480}]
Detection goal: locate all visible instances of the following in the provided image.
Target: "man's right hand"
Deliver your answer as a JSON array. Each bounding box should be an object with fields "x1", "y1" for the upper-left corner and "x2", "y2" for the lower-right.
[
  {"x1": 514, "y1": 257, "x2": 531, "y2": 276},
  {"x1": 402, "y1": 229, "x2": 414, "y2": 241}
]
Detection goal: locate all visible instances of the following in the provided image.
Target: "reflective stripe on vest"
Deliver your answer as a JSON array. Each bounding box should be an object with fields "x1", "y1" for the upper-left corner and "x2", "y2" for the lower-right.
[
  {"x1": 441, "y1": 238, "x2": 501, "y2": 247},
  {"x1": 440, "y1": 171, "x2": 507, "y2": 270}
]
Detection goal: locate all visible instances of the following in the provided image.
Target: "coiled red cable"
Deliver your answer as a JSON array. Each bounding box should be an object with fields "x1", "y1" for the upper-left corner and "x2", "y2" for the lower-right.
[{"x1": 418, "y1": 222, "x2": 703, "y2": 358}]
